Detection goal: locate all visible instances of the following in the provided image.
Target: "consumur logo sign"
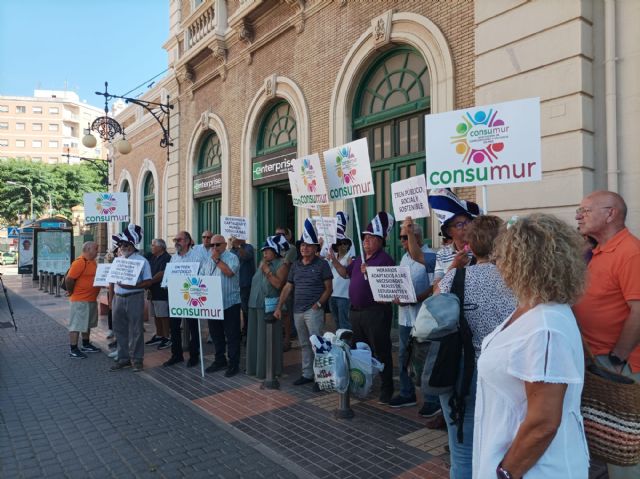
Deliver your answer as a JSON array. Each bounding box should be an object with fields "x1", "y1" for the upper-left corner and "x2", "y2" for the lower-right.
[
  {"x1": 451, "y1": 108, "x2": 508, "y2": 165},
  {"x1": 95, "y1": 193, "x2": 118, "y2": 215},
  {"x1": 168, "y1": 275, "x2": 223, "y2": 319},
  {"x1": 182, "y1": 277, "x2": 208, "y2": 307},
  {"x1": 425, "y1": 98, "x2": 541, "y2": 188}
]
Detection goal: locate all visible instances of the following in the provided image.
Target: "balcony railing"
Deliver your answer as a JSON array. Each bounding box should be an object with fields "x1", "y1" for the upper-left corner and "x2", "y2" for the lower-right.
[{"x1": 185, "y1": 3, "x2": 216, "y2": 51}]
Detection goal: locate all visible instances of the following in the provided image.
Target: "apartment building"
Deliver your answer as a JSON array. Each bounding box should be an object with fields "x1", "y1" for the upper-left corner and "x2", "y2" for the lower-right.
[{"x1": 0, "y1": 89, "x2": 106, "y2": 164}]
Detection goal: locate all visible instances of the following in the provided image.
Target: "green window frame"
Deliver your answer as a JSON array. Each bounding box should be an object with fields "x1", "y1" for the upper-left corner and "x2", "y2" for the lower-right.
[
  {"x1": 197, "y1": 196, "x2": 221, "y2": 239},
  {"x1": 120, "y1": 181, "x2": 130, "y2": 234},
  {"x1": 142, "y1": 174, "x2": 155, "y2": 253},
  {"x1": 256, "y1": 101, "x2": 297, "y2": 156},
  {"x1": 352, "y1": 47, "x2": 431, "y2": 261},
  {"x1": 197, "y1": 131, "x2": 222, "y2": 173}
]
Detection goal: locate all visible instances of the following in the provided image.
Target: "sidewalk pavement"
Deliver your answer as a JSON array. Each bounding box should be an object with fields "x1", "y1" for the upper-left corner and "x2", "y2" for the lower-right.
[
  {"x1": 0, "y1": 274, "x2": 608, "y2": 478},
  {"x1": 0, "y1": 276, "x2": 449, "y2": 479}
]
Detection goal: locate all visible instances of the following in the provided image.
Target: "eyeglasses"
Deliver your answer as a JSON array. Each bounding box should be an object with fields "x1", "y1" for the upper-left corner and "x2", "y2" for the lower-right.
[
  {"x1": 202, "y1": 235, "x2": 212, "y2": 239},
  {"x1": 212, "y1": 242, "x2": 224, "y2": 247},
  {"x1": 452, "y1": 220, "x2": 471, "y2": 230},
  {"x1": 399, "y1": 235, "x2": 409, "y2": 241},
  {"x1": 576, "y1": 206, "x2": 613, "y2": 216}
]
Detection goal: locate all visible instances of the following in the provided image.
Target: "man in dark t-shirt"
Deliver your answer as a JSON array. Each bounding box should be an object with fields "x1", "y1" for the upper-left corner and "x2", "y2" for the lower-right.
[
  {"x1": 146, "y1": 238, "x2": 172, "y2": 350},
  {"x1": 275, "y1": 219, "x2": 332, "y2": 386}
]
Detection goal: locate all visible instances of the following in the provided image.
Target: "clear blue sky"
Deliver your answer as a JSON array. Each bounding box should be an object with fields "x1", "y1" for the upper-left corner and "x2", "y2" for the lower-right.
[{"x1": 0, "y1": 0, "x2": 169, "y2": 109}]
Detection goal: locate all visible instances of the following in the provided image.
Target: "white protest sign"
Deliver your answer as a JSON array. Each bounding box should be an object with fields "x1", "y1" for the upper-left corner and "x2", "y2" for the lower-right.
[
  {"x1": 93, "y1": 264, "x2": 111, "y2": 287},
  {"x1": 312, "y1": 216, "x2": 338, "y2": 247},
  {"x1": 323, "y1": 138, "x2": 374, "y2": 200},
  {"x1": 391, "y1": 175, "x2": 430, "y2": 221},
  {"x1": 221, "y1": 216, "x2": 248, "y2": 240},
  {"x1": 161, "y1": 262, "x2": 200, "y2": 288},
  {"x1": 83, "y1": 192, "x2": 129, "y2": 223},
  {"x1": 366, "y1": 266, "x2": 417, "y2": 303},
  {"x1": 105, "y1": 257, "x2": 144, "y2": 286},
  {"x1": 288, "y1": 154, "x2": 329, "y2": 208},
  {"x1": 425, "y1": 97, "x2": 541, "y2": 189},
  {"x1": 168, "y1": 275, "x2": 224, "y2": 320}
]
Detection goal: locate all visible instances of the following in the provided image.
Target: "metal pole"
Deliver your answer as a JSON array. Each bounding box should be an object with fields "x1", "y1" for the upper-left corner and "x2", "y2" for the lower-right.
[
  {"x1": 38, "y1": 271, "x2": 44, "y2": 290},
  {"x1": 49, "y1": 273, "x2": 55, "y2": 295},
  {"x1": 55, "y1": 274, "x2": 62, "y2": 297},
  {"x1": 335, "y1": 330, "x2": 354, "y2": 419},
  {"x1": 262, "y1": 313, "x2": 280, "y2": 390}
]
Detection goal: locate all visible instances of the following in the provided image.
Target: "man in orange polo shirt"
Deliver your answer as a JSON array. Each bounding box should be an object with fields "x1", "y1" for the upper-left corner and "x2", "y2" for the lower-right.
[
  {"x1": 66, "y1": 241, "x2": 101, "y2": 359},
  {"x1": 573, "y1": 190, "x2": 640, "y2": 478}
]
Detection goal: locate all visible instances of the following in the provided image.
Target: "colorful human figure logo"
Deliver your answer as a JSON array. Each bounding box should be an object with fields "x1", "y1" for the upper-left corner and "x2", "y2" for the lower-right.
[
  {"x1": 450, "y1": 109, "x2": 507, "y2": 164},
  {"x1": 300, "y1": 157, "x2": 318, "y2": 193},
  {"x1": 95, "y1": 193, "x2": 118, "y2": 215},
  {"x1": 335, "y1": 146, "x2": 358, "y2": 185},
  {"x1": 181, "y1": 277, "x2": 208, "y2": 307}
]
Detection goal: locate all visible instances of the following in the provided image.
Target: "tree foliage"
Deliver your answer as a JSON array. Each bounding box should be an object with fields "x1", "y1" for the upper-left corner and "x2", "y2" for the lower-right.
[{"x1": 0, "y1": 159, "x2": 106, "y2": 226}]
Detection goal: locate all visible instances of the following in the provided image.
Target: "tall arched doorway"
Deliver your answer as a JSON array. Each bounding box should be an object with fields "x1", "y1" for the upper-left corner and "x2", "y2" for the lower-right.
[
  {"x1": 194, "y1": 131, "x2": 222, "y2": 238},
  {"x1": 142, "y1": 173, "x2": 155, "y2": 253}
]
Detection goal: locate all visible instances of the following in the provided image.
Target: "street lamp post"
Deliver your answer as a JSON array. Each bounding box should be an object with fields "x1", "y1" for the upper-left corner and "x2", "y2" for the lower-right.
[{"x1": 7, "y1": 181, "x2": 34, "y2": 220}]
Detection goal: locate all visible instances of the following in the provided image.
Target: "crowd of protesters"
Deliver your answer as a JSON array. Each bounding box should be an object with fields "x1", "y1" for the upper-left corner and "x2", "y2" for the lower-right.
[{"x1": 65, "y1": 188, "x2": 639, "y2": 479}]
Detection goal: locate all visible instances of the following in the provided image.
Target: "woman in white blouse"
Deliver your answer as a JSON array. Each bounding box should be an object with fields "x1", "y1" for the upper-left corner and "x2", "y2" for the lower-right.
[{"x1": 474, "y1": 214, "x2": 589, "y2": 478}]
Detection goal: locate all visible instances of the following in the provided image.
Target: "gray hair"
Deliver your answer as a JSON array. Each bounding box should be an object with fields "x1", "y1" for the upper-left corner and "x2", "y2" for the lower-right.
[
  {"x1": 152, "y1": 238, "x2": 167, "y2": 250},
  {"x1": 82, "y1": 241, "x2": 97, "y2": 252}
]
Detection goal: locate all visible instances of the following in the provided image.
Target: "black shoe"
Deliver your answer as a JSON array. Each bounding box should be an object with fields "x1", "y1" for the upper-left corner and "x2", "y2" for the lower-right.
[
  {"x1": 224, "y1": 366, "x2": 239, "y2": 378},
  {"x1": 110, "y1": 361, "x2": 132, "y2": 372},
  {"x1": 163, "y1": 356, "x2": 184, "y2": 367},
  {"x1": 80, "y1": 342, "x2": 101, "y2": 353},
  {"x1": 388, "y1": 395, "x2": 418, "y2": 408},
  {"x1": 157, "y1": 338, "x2": 171, "y2": 350},
  {"x1": 418, "y1": 403, "x2": 442, "y2": 418},
  {"x1": 132, "y1": 361, "x2": 143, "y2": 372},
  {"x1": 312, "y1": 382, "x2": 321, "y2": 392},
  {"x1": 205, "y1": 362, "x2": 227, "y2": 373},
  {"x1": 293, "y1": 376, "x2": 314, "y2": 386},
  {"x1": 145, "y1": 335, "x2": 163, "y2": 345},
  {"x1": 186, "y1": 357, "x2": 199, "y2": 368},
  {"x1": 378, "y1": 391, "x2": 393, "y2": 405},
  {"x1": 108, "y1": 341, "x2": 117, "y2": 350},
  {"x1": 69, "y1": 348, "x2": 88, "y2": 359}
]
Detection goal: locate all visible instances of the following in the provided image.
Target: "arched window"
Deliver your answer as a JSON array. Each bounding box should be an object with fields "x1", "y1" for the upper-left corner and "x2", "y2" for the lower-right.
[
  {"x1": 195, "y1": 131, "x2": 222, "y2": 237},
  {"x1": 353, "y1": 47, "x2": 431, "y2": 258},
  {"x1": 120, "y1": 181, "x2": 130, "y2": 234},
  {"x1": 142, "y1": 174, "x2": 155, "y2": 253},
  {"x1": 253, "y1": 100, "x2": 297, "y2": 244}
]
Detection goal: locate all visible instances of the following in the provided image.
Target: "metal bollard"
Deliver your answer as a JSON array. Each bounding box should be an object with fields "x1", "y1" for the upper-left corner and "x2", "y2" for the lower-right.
[
  {"x1": 335, "y1": 330, "x2": 354, "y2": 419},
  {"x1": 49, "y1": 273, "x2": 56, "y2": 295},
  {"x1": 38, "y1": 271, "x2": 44, "y2": 290},
  {"x1": 261, "y1": 313, "x2": 280, "y2": 390},
  {"x1": 55, "y1": 274, "x2": 62, "y2": 297},
  {"x1": 42, "y1": 272, "x2": 49, "y2": 293}
]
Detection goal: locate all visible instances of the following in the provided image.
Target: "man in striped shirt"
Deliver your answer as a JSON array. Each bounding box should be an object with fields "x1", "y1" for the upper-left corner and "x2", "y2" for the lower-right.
[{"x1": 201, "y1": 234, "x2": 242, "y2": 377}]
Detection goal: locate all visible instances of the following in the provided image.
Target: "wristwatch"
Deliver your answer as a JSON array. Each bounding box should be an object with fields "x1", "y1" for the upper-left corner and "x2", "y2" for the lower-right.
[
  {"x1": 609, "y1": 352, "x2": 627, "y2": 367},
  {"x1": 496, "y1": 464, "x2": 515, "y2": 479},
  {"x1": 316, "y1": 301, "x2": 322, "y2": 309}
]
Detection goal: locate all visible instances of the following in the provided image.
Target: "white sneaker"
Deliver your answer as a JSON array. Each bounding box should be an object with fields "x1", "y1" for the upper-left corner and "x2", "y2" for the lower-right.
[
  {"x1": 108, "y1": 350, "x2": 118, "y2": 359},
  {"x1": 106, "y1": 330, "x2": 114, "y2": 339}
]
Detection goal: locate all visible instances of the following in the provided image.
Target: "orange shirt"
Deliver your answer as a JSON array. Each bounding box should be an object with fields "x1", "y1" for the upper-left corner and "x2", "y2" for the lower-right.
[
  {"x1": 68, "y1": 257, "x2": 100, "y2": 302},
  {"x1": 573, "y1": 228, "x2": 640, "y2": 372}
]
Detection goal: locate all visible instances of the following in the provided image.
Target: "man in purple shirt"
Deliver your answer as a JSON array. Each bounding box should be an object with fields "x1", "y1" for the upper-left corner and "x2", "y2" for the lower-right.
[{"x1": 331, "y1": 211, "x2": 395, "y2": 403}]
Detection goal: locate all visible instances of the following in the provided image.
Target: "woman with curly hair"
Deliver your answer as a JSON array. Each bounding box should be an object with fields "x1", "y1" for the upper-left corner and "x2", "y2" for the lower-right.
[{"x1": 473, "y1": 214, "x2": 589, "y2": 479}]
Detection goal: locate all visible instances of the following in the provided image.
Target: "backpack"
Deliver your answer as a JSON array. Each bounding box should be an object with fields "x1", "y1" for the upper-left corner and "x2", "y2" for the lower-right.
[
  {"x1": 416, "y1": 268, "x2": 475, "y2": 443},
  {"x1": 61, "y1": 258, "x2": 87, "y2": 294}
]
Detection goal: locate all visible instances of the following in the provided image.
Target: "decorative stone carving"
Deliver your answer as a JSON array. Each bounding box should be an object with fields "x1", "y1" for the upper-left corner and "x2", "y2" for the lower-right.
[
  {"x1": 208, "y1": 37, "x2": 227, "y2": 66},
  {"x1": 371, "y1": 10, "x2": 393, "y2": 47},
  {"x1": 200, "y1": 111, "x2": 211, "y2": 131},
  {"x1": 238, "y1": 20, "x2": 254, "y2": 45},
  {"x1": 177, "y1": 65, "x2": 195, "y2": 85},
  {"x1": 264, "y1": 74, "x2": 277, "y2": 99}
]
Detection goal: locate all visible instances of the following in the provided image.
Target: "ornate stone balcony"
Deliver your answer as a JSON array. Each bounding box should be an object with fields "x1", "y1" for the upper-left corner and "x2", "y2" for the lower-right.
[{"x1": 184, "y1": 2, "x2": 217, "y2": 52}]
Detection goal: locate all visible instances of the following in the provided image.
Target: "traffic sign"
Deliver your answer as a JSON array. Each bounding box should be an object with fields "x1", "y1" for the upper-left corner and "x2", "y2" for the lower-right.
[{"x1": 7, "y1": 227, "x2": 19, "y2": 238}]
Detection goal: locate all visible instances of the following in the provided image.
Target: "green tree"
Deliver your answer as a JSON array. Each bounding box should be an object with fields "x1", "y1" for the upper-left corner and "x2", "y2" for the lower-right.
[{"x1": 0, "y1": 159, "x2": 105, "y2": 226}]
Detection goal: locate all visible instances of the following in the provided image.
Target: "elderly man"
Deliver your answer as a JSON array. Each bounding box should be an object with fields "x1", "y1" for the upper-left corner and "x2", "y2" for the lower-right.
[
  {"x1": 164, "y1": 231, "x2": 206, "y2": 368},
  {"x1": 110, "y1": 225, "x2": 152, "y2": 372},
  {"x1": 145, "y1": 238, "x2": 172, "y2": 350},
  {"x1": 275, "y1": 219, "x2": 332, "y2": 386},
  {"x1": 332, "y1": 212, "x2": 396, "y2": 403},
  {"x1": 573, "y1": 191, "x2": 640, "y2": 479},
  {"x1": 201, "y1": 234, "x2": 242, "y2": 377},
  {"x1": 386, "y1": 221, "x2": 440, "y2": 413},
  {"x1": 66, "y1": 241, "x2": 101, "y2": 359},
  {"x1": 193, "y1": 230, "x2": 213, "y2": 261}
]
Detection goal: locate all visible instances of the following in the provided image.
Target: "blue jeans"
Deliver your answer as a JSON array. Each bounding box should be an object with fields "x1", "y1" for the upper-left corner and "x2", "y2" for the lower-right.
[
  {"x1": 439, "y1": 370, "x2": 477, "y2": 479},
  {"x1": 329, "y1": 296, "x2": 351, "y2": 330},
  {"x1": 399, "y1": 325, "x2": 440, "y2": 407}
]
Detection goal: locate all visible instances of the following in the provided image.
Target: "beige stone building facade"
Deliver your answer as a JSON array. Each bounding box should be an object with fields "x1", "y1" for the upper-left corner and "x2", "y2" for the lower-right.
[
  {"x1": 0, "y1": 90, "x2": 106, "y2": 164},
  {"x1": 111, "y1": 0, "x2": 639, "y2": 254}
]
